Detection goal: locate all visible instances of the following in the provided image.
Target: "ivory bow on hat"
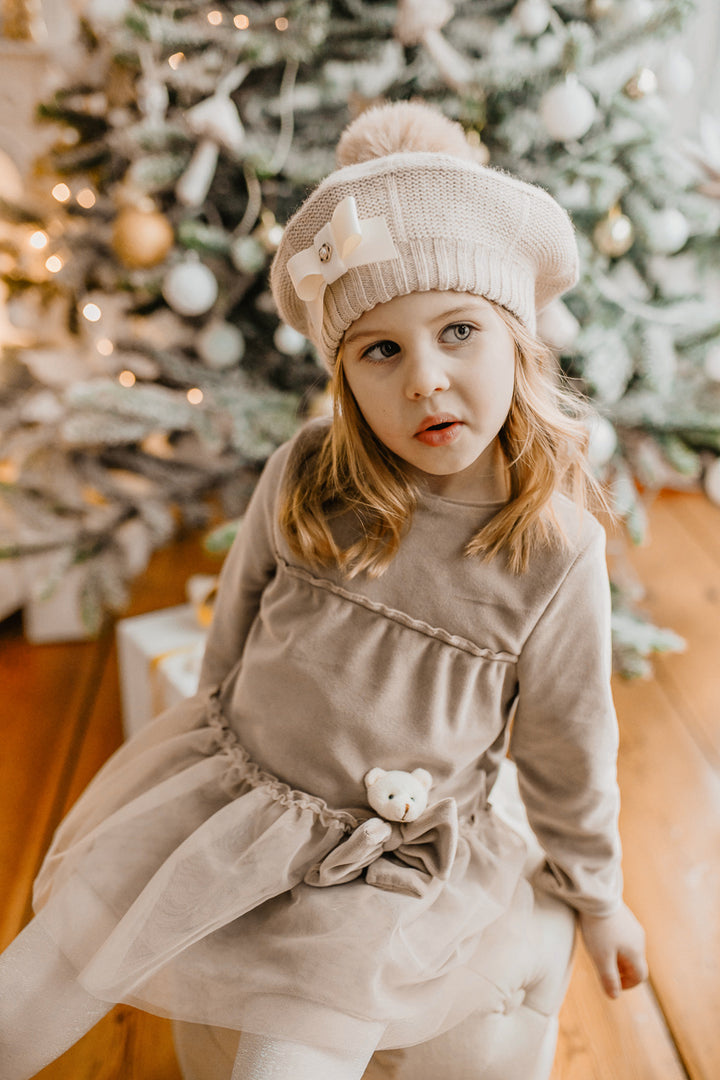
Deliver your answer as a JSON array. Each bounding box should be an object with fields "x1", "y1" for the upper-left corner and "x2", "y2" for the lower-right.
[
  {"x1": 287, "y1": 195, "x2": 399, "y2": 339},
  {"x1": 304, "y1": 798, "x2": 459, "y2": 898}
]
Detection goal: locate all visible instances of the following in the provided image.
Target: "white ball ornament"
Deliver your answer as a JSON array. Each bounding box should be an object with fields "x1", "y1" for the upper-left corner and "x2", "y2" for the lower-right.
[
  {"x1": 196, "y1": 320, "x2": 245, "y2": 369},
  {"x1": 647, "y1": 208, "x2": 689, "y2": 255},
  {"x1": 704, "y1": 457, "x2": 720, "y2": 507},
  {"x1": 656, "y1": 51, "x2": 694, "y2": 97},
  {"x1": 512, "y1": 0, "x2": 551, "y2": 37},
  {"x1": 231, "y1": 235, "x2": 267, "y2": 274},
  {"x1": 274, "y1": 323, "x2": 307, "y2": 356},
  {"x1": 704, "y1": 344, "x2": 720, "y2": 383},
  {"x1": 540, "y1": 76, "x2": 596, "y2": 142},
  {"x1": 163, "y1": 260, "x2": 219, "y2": 317},
  {"x1": 537, "y1": 299, "x2": 581, "y2": 351},
  {"x1": 587, "y1": 414, "x2": 618, "y2": 469}
]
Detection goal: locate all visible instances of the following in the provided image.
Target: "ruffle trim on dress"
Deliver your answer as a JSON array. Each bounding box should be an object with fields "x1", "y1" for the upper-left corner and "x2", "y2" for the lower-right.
[
  {"x1": 206, "y1": 690, "x2": 360, "y2": 833},
  {"x1": 277, "y1": 557, "x2": 518, "y2": 663}
]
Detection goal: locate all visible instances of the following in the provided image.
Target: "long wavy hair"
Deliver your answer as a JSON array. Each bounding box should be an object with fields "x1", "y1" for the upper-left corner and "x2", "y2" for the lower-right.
[{"x1": 278, "y1": 301, "x2": 605, "y2": 577}]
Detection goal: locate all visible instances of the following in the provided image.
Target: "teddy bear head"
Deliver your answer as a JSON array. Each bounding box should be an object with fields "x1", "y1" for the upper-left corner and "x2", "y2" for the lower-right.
[{"x1": 364, "y1": 767, "x2": 434, "y2": 823}]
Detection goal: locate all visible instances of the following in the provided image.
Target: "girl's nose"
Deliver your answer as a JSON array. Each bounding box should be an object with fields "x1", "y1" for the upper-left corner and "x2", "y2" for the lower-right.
[{"x1": 404, "y1": 347, "x2": 450, "y2": 400}]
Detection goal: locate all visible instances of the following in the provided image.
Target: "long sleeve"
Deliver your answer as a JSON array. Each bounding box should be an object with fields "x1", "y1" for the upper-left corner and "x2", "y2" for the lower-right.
[
  {"x1": 198, "y1": 440, "x2": 291, "y2": 691},
  {"x1": 509, "y1": 522, "x2": 623, "y2": 916}
]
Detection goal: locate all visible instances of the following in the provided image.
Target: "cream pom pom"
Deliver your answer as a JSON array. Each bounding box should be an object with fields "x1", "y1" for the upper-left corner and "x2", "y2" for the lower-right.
[{"x1": 336, "y1": 101, "x2": 475, "y2": 167}]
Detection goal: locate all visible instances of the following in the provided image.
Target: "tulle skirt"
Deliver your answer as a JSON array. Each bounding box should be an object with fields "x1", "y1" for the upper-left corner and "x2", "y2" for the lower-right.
[{"x1": 32, "y1": 690, "x2": 530, "y2": 1054}]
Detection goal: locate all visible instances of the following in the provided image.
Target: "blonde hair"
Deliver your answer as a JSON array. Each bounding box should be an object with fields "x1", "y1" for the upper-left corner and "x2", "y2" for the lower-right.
[{"x1": 279, "y1": 303, "x2": 605, "y2": 576}]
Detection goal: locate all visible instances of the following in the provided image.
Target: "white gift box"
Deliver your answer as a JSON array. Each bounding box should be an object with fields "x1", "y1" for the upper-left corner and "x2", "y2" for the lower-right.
[{"x1": 116, "y1": 604, "x2": 207, "y2": 738}]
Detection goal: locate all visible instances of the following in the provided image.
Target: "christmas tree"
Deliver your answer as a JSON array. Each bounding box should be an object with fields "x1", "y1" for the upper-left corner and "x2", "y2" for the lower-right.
[{"x1": 0, "y1": 0, "x2": 716, "y2": 670}]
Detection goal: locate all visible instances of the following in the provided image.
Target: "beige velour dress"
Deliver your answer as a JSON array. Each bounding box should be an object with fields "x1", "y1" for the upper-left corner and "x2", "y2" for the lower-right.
[{"x1": 31, "y1": 420, "x2": 623, "y2": 1058}]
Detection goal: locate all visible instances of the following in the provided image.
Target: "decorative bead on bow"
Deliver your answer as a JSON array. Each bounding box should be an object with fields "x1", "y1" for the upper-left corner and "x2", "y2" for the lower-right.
[
  {"x1": 287, "y1": 196, "x2": 399, "y2": 338},
  {"x1": 304, "y1": 798, "x2": 459, "y2": 898}
]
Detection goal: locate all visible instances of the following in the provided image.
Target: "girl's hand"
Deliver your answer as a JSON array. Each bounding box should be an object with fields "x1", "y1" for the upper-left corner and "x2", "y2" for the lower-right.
[{"x1": 579, "y1": 903, "x2": 648, "y2": 999}]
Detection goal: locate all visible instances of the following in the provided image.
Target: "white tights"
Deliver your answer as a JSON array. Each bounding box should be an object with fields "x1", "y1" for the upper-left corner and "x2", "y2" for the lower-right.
[
  {"x1": 230, "y1": 1032, "x2": 375, "y2": 1080},
  {"x1": 0, "y1": 919, "x2": 375, "y2": 1080},
  {"x1": 0, "y1": 918, "x2": 111, "y2": 1080}
]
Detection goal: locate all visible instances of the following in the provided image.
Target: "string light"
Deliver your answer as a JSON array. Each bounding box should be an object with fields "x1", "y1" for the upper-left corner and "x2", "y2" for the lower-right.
[
  {"x1": 51, "y1": 183, "x2": 71, "y2": 202},
  {"x1": 207, "y1": 9, "x2": 223, "y2": 24},
  {"x1": 118, "y1": 370, "x2": 136, "y2": 387},
  {"x1": 76, "y1": 188, "x2": 96, "y2": 209},
  {"x1": 45, "y1": 255, "x2": 64, "y2": 273},
  {"x1": 0, "y1": 460, "x2": 19, "y2": 484},
  {"x1": 187, "y1": 387, "x2": 204, "y2": 405},
  {"x1": 275, "y1": 16, "x2": 289, "y2": 30},
  {"x1": 234, "y1": 13, "x2": 250, "y2": 29},
  {"x1": 96, "y1": 338, "x2": 114, "y2": 356},
  {"x1": 29, "y1": 230, "x2": 49, "y2": 249},
  {"x1": 82, "y1": 302, "x2": 102, "y2": 322},
  {"x1": 168, "y1": 52, "x2": 185, "y2": 70}
]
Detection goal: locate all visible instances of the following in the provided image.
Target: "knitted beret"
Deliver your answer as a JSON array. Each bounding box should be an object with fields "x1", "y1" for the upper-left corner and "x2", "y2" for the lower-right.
[{"x1": 270, "y1": 102, "x2": 579, "y2": 368}]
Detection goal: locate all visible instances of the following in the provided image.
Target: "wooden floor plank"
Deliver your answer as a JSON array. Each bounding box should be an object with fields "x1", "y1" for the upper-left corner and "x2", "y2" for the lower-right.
[
  {"x1": 615, "y1": 495, "x2": 720, "y2": 766},
  {"x1": 551, "y1": 942, "x2": 687, "y2": 1080},
  {"x1": 0, "y1": 621, "x2": 107, "y2": 949}
]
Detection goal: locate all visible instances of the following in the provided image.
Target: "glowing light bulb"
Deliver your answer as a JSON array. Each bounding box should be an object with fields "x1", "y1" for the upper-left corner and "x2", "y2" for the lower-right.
[
  {"x1": 29, "y1": 230, "x2": 49, "y2": 249},
  {"x1": 275, "y1": 16, "x2": 289, "y2": 30},
  {"x1": 118, "y1": 370, "x2": 136, "y2": 387},
  {"x1": 207, "y1": 9, "x2": 223, "y2": 24},
  {"x1": 76, "y1": 188, "x2": 96, "y2": 209},
  {"x1": 45, "y1": 255, "x2": 64, "y2": 273},
  {"x1": 168, "y1": 52, "x2": 185, "y2": 70},
  {"x1": 82, "y1": 302, "x2": 102, "y2": 322},
  {"x1": 187, "y1": 388, "x2": 204, "y2": 405},
  {"x1": 52, "y1": 183, "x2": 71, "y2": 202},
  {"x1": 234, "y1": 14, "x2": 250, "y2": 29},
  {"x1": 0, "y1": 460, "x2": 19, "y2": 484},
  {"x1": 97, "y1": 338, "x2": 114, "y2": 356}
]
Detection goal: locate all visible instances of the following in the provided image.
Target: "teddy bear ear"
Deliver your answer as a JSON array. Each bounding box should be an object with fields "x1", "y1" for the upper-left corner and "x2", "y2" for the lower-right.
[
  {"x1": 365, "y1": 767, "x2": 386, "y2": 788},
  {"x1": 412, "y1": 768, "x2": 433, "y2": 790}
]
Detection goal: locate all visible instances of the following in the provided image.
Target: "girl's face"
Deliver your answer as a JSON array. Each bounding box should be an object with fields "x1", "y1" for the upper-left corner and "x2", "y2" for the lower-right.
[{"x1": 341, "y1": 291, "x2": 516, "y2": 502}]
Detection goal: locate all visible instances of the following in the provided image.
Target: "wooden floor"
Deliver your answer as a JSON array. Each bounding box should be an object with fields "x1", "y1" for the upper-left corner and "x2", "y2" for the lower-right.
[{"x1": 1, "y1": 490, "x2": 719, "y2": 1079}]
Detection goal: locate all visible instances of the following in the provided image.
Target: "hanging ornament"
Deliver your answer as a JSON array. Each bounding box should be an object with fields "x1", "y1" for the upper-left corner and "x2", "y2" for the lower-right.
[
  {"x1": 231, "y1": 235, "x2": 268, "y2": 274},
  {"x1": 85, "y1": 0, "x2": 131, "y2": 24},
  {"x1": 646, "y1": 207, "x2": 689, "y2": 255},
  {"x1": 704, "y1": 457, "x2": 720, "y2": 507},
  {"x1": 536, "y1": 299, "x2": 580, "y2": 351},
  {"x1": 623, "y1": 67, "x2": 658, "y2": 100},
  {"x1": 254, "y1": 211, "x2": 284, "y2": 253},
  {"x1": 196, "y1": 320, "x2": 246, "y2": 369},
  {"x1": 656, "y1": 52, "x2": 694, "y2": 98},
  {"x1": 465, "y1": 129, "x2": 491, "y2": 165},
  {"x1": 586, "y1": 0, "x2": 615, "y2": 17},
  {"x1": 176, "y1": 65, "x2": 248, "y2": 208},
  {"x1": 539, "y1": 76, "x2": 596, "y2": 142},
  {"x1": 593, "y1": 206, "x2": 635, "y2": 258},
  {"x1": 112, "y1": 203, "x2": 175, "y2": 269},
  {"x1": 512, "y1": 0, "x2": 551, "y2": 37},
  {"x1": 704, "y1": 344, "x2": 720, "y2": 382},
  {"x1": 587, "y1": 414, "x2": 618, "y2": 470},
  {"x1": 163, "y1": 258, "x2": 219, "y2": 317},
  {"x1": 394, "y1": 0, "x2": 472, "y2": 91},
  {"x1": 274, "y1": 323, "x2": 307, "y2": 357}
]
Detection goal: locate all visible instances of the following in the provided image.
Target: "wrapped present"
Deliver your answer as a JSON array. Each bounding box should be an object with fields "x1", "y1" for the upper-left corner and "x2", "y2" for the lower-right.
[{"x1": 116, "y1": 604, "x2": 208, "y2": 738}]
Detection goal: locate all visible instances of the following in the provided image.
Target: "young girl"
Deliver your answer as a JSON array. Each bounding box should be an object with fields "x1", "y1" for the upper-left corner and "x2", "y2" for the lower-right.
[{"x1": 0, "y1": 101, "x2": 647, "y2": 1080}]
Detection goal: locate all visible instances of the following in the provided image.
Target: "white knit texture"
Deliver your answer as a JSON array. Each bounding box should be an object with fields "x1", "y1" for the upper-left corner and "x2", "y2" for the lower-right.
[{"x1": 271, "y1": 151, "x2": 579, "y2": 368}]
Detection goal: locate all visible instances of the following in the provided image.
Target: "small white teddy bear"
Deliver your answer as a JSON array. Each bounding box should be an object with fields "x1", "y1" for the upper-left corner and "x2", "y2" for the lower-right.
[{"x1": 364, "y1": 767, "x2": 434, "y2": 823}]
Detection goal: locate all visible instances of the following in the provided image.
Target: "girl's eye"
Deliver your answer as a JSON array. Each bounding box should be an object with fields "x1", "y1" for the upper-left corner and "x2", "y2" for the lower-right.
[
  {"x1": 363, "y1": 340, "x2": 400, "y2": 363},
  {"x1": 442, "y1": 322, "x2": 474, "y2": 343}
]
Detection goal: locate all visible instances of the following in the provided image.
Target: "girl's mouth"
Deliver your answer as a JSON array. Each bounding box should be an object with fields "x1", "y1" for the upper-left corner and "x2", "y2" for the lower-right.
[{"x1": 414, "y1": 416, "x2": 463, "y2": 446}]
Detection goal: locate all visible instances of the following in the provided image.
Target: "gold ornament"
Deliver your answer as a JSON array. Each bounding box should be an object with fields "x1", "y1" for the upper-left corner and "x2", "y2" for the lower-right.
[
  {"x1": 253, "y1": 210, "x2": 284, "y2": 253},
  {"x1": 624, "y1": 67, "x2": 658, "y2": 100},
  {"x1": 593, "y1": 206, "x2": 635, "y2": 258},
  {"x1": 586, "y1": 0, "x2": 616, "y2": 17},
  {"x1": 112, "y1": 204, "x2": 175, "y2": 269}
]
